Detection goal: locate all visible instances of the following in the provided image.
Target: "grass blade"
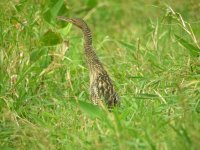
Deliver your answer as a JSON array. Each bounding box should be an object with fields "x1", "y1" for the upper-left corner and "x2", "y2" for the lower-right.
[
  {"x1": 117, "y1": 40, "x2": 136, "y2": 51},
  {"x1": 175, "y1": 34, "x2": 200, "y2": 57}
]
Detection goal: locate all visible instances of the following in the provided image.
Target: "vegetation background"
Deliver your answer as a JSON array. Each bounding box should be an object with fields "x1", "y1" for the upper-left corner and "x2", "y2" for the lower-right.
[{"x1": 0, "y1": 0, "x2": 200, "y2": 149}]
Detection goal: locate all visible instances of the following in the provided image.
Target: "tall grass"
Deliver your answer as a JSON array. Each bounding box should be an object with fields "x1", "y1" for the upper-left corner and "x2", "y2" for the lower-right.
[{"x1": 0, "y1": 0, "x2": 200, "y2": 149}]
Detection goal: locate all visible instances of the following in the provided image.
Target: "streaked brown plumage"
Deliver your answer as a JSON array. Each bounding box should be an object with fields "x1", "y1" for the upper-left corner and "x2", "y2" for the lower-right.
[{"x1": 57, "y1": 16, "x2": 119, "y2": 108}]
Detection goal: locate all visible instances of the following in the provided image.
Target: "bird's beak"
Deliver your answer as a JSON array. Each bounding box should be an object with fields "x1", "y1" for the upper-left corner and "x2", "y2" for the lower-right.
[{"x1": 56, "y1": 16, "x2": 74, "y2": 23}]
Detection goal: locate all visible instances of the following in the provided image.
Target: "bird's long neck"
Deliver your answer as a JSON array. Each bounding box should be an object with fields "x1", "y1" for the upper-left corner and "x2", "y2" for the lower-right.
[
  {"x1": 82, "y1": 26, "x2": 92, "y2": 47},
  {"x1": 81, "y1": 26, "x2": 103, "y2": 73}
]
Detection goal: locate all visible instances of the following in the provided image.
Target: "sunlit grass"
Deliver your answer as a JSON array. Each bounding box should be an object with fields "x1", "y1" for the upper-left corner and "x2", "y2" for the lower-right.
[{"x1": 0, "y1": 0, "x2": 200, "y2": 149}]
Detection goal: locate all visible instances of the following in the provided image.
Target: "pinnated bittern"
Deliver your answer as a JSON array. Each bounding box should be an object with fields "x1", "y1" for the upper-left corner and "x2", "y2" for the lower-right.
[{"x1": 57, "y1": 17, "x2": 120, "y2": 108}]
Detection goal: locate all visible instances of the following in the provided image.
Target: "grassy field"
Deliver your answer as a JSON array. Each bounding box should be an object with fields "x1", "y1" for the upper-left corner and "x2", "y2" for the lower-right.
[{"x1": 0, "y1": 0, "x2": 200, "y2": 149}]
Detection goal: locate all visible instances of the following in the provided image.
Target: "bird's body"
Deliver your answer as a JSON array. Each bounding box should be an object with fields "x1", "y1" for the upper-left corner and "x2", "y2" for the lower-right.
[{"x1": 57, "y1": 17, "x2": 119, "y2": 108}]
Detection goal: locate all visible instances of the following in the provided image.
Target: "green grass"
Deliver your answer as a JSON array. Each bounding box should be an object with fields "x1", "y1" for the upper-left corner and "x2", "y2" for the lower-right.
[{"x1": 0, "y1": 0, "x2": 200, "y2": 149}]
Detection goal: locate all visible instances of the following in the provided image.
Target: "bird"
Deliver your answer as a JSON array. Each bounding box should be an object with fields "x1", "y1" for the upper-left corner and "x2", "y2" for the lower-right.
[{"x1": 57, "y1": 17, "x2": 120, "y2": 109}]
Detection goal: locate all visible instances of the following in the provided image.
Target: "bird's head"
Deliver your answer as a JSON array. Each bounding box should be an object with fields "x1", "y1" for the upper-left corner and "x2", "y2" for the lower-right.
[{"x1": 57, "y1": 16, "x2": 87, "y2": 29}]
